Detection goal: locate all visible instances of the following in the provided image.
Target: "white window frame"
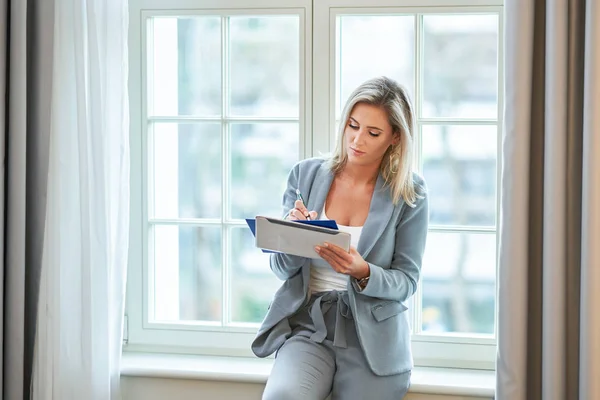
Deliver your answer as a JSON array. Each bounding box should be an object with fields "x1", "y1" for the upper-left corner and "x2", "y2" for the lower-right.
[
  {"x1": 313, "y1": 0, "x2": 504, "y2": 370},
  {"x1": 127, "y1": 0, "x2": 313, "y2": 356},
  {"x1": 126, "y1": 0, "x2": 504, "y2": 370}
]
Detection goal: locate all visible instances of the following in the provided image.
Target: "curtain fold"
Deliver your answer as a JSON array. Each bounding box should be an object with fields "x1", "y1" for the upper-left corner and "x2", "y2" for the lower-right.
[
  {"x1": 579, "y1": 3, "x2": 600, "y2": 399},
  {"x1": 497, "y1": 0, "x2": 600, "y2": 399},
  {"x1": 32, "y1": 0, "x2": 130, "y2": 399},
  {"x1": 1, "y1": 0, "x2": 53, "y2": 398}
]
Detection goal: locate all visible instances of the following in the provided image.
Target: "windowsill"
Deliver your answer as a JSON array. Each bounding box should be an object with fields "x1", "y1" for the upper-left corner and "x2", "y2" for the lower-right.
[{"x1": 121, "y1": 351, "x2": 495, "y2": 397}]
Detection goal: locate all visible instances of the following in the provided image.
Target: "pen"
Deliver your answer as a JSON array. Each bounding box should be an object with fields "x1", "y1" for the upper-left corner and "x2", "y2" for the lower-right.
[{"x1": 295, "y1": 189, "x2": 311, "y2": 221}]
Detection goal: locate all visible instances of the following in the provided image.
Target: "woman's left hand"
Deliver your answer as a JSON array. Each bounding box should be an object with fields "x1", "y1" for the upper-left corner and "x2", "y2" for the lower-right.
[{"x1": 315, "y1": 243, "x2": 370, "y2": 280}]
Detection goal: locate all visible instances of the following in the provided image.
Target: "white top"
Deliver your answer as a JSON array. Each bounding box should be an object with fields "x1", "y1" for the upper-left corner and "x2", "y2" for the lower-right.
[{"x1": 308, "y1": 206, "x2": 363, "y2": 295}]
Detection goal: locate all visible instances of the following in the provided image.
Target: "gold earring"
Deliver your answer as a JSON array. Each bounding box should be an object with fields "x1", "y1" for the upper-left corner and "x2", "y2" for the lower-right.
[{"x1": 389, "y1": 152, "x2": 399, "y2": 174}]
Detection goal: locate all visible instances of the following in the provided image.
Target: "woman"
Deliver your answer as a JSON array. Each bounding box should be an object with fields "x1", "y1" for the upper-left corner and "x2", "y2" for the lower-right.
[{"x1": 252, "y1": 76, "x2": 429, "y2": 400}]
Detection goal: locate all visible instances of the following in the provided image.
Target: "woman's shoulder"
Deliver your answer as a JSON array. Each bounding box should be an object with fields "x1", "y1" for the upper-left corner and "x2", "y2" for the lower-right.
[
  {"x1": 291, "y1": 156, "x2": 330, "y2": 174},
  {"x1": 405, "y1": 172, "x2": 428, "y2": 209},
  {"x1": 390, "y1": 171, "x2": 427, "y2": 209},
  {"x1": 411, "y1": 171, "x2": 427, "y2": 193}
]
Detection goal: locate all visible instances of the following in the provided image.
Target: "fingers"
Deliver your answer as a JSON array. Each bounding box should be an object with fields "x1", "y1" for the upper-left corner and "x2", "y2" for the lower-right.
[
  {"x1": 288, "y1": 208, "x2": 316, "y2": 221},
  {"x1": 324, "y1": 248, "x2": 348, "y2": 268},
  {"x1": 287, "y1": 208, "x2": 306, "y2": 220},
  {"x1": 315, "y1": 243, "x2": 352, "y2": 274},
  {"x1": 289, "y1": 200, "x2": 313, "y2": 220},
  {"x1": 317, "y1": 248, "x2": 346, "y2": 273},
  {"x1": 322, "y1": 243, "x2": 353, "y2": 262},
  {"x1": 294, "y1": 199, "x2": 308, "y2": 214}
]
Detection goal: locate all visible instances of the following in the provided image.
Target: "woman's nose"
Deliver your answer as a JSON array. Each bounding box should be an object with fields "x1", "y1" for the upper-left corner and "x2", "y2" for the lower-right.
[{"x1": 353, "y1": 128, "x2": 366, "y2": 144}]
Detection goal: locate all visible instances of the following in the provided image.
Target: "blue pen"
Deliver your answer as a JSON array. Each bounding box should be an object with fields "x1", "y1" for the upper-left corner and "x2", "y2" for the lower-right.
[{"x1": 295, "y1": 189, "x2": 311, "y2": 221}]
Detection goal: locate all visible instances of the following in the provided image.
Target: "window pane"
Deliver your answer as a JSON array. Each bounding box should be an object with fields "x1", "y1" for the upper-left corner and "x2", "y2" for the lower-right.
[
  {"x1": 337, "y1": 15, "x2": 415, "y2": 117},
  {"x1": 150, "y1": 17, "x2": 221, "y2": 116},
  {"x1": 422, "y1": 14, "x2": 498, "y2": 119},
  {"x1": 230, "y1": 123, "x2": 299, "y2": 219},
  {"x1": 152, "y1": 123, "x2": 221, "y2": 219},
  {"x1": 229, "y1": 16, "x2": 300, "y2": 117},
  {"x1": 422, "y1": 124, "x2": 497, "y2": 227},
  {"x1": 153, "y1": 225, "x2": 222, "y2": 322},
  {"x1": 421, "y1": 231, "x2": 496, "y2": 334},
  {"x1": 230, "y1": 227, "x2": 282, "y2": 324}
]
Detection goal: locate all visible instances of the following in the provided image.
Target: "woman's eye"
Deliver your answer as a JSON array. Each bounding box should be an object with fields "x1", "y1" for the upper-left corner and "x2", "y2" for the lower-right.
[
  {"x1": 369, "y1": 131, "x2": 380, "y2": 137},
  {"x1": 349, "y1": 124, "x2": 359, "y2": 130}
]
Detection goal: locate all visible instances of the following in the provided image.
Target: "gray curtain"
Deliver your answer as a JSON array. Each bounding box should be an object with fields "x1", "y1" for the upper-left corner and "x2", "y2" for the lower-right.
[
  {"x1": 0, "y1": 0, "x2": 53, "y2": 399},
  {"x1": 496, "y1": 0, "x2": 600, "y2": 399}
]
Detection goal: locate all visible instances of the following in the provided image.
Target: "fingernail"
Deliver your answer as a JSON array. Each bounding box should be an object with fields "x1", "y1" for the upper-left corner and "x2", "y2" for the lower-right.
[
  {"x1": 315, "y1": 246, "x2": 321, "y2": 252},
  {"x1": 323, "y1": 243, "x2": 329, "y2": 247}
]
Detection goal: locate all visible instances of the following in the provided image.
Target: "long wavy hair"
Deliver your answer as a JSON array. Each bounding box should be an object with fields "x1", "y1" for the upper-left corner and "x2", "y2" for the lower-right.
[{"x1": 328, "y1": 76, "x2": 423, "y2": 206}]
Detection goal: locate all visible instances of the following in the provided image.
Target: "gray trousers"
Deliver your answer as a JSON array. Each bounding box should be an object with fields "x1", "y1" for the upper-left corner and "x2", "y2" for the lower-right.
[{"x1": 262, "y1": 291, "x2": 411, "y2": 400}]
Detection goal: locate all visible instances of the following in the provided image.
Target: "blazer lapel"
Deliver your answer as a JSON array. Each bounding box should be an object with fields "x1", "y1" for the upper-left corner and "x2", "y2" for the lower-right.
[
  {"x1": 356, "y1": 174, "x2": 395, "y2": 259},
  {"x1": 305, "y1": 163, "x2": 334, "y2": 218}
]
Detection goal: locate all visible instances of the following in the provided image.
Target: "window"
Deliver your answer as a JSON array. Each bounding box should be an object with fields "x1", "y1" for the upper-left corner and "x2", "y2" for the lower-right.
[{"x1": 127, "y1": 0, "x2": 503, "y2": 369}]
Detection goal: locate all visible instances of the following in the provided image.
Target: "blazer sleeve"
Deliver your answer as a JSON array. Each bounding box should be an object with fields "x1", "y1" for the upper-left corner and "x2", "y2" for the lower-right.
[
  {"x1": 352, "y1": 187, "x2": 429, "y2": 302},
  {"x1": 269, "y1": 163, "x2": 309, "y2": 281}
]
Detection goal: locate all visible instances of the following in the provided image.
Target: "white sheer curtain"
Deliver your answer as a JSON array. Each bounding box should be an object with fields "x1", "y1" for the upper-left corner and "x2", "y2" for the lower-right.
[{"x1": 32, "y1": 0, "x2": 129, "y2": 399}]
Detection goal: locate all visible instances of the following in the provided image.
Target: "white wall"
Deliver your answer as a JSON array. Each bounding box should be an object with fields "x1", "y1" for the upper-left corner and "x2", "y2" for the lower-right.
[{"x1": 121, "y1": 377, "x2": 491, "y2": 400}]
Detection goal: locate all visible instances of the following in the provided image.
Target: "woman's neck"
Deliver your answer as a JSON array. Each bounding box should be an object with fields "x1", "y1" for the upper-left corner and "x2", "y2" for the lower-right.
[{"x1": 339, "y1": 161, "x2": 379, "y2": 186}]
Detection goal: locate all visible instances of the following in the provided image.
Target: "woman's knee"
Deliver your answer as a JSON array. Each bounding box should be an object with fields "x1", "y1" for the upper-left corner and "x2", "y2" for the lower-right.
[
  {"x1": 262, "y1": 382, "x2": 309, "y2": 400},
  {"x1": 263, "y1": 337, "x2": 334, "y2": 400},
  {"x1": 262, "y1": 383, "x2": 302, "y2": 400},
  {"x1": 262, "y1": 366, "x2": 332, "y2": 400}
]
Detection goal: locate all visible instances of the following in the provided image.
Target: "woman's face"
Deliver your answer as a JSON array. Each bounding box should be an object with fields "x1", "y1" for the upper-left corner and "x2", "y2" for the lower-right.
[{"x1": 344, "y1": 102, "x2": 399, "y2": 168}]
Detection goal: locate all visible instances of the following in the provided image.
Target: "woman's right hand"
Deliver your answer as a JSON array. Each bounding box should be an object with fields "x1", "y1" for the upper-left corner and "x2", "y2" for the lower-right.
[{"x1": 287, "y1": 200, "x2": 317, "y2": 221}]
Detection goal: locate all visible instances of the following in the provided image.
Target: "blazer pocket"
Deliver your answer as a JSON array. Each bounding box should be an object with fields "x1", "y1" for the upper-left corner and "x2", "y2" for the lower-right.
[{"x1": 371, "y1": 301, "x2": 408, "y2": 322}]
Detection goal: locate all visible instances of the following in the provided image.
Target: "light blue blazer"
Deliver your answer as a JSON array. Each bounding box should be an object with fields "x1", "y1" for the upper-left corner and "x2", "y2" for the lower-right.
[{"x1": 251, "y1": 157, "x2": 429, "y2": 376}]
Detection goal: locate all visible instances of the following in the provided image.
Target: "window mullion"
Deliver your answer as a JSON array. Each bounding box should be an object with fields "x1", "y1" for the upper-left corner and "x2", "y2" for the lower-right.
[
  {"x1": 494, "y1": 9, "x2": 505, "y2": 340},
  {"x1": 419, "y1": 118, "x2": 498, "y2": 125},
  {"x1": 221, "y1": 16, "x2": 231, "y2": 326},
  {"x1": 428, "y1": 225, "x2": 497, "y2": 234},
  {"x1": 412, "y1": 12, "x2": 424, "y2": 336}
]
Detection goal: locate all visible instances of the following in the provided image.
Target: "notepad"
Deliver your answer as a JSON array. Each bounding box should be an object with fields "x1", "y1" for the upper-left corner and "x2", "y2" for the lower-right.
[
  {"x1": 249, "y1": 216, "x2": 350, "y2": 258},
  {"x1": 245, "y1": 218, "x2": 339, "y2": 254}
]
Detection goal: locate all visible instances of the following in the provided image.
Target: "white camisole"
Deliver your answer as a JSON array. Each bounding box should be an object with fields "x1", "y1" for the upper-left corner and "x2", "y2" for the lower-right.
[{"x1": 308, "y1": 206, "x2": 363, "y2": 294}]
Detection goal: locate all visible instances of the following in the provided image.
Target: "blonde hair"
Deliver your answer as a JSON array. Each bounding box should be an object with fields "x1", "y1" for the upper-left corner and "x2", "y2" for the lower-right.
[{"x1": 328, "y1": 76, "x2": 423, "y2": 206}]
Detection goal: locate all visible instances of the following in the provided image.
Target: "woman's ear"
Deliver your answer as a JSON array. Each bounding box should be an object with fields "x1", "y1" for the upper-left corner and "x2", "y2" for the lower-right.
[{"x1": 391, "y1": 132, "x2": 400, "y2": 146}]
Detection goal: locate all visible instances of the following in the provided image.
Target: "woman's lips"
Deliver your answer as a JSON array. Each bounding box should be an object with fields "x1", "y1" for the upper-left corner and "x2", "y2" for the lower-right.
[{"x1": 350, "y1": 147, "x2": 365, "y2": 156}]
